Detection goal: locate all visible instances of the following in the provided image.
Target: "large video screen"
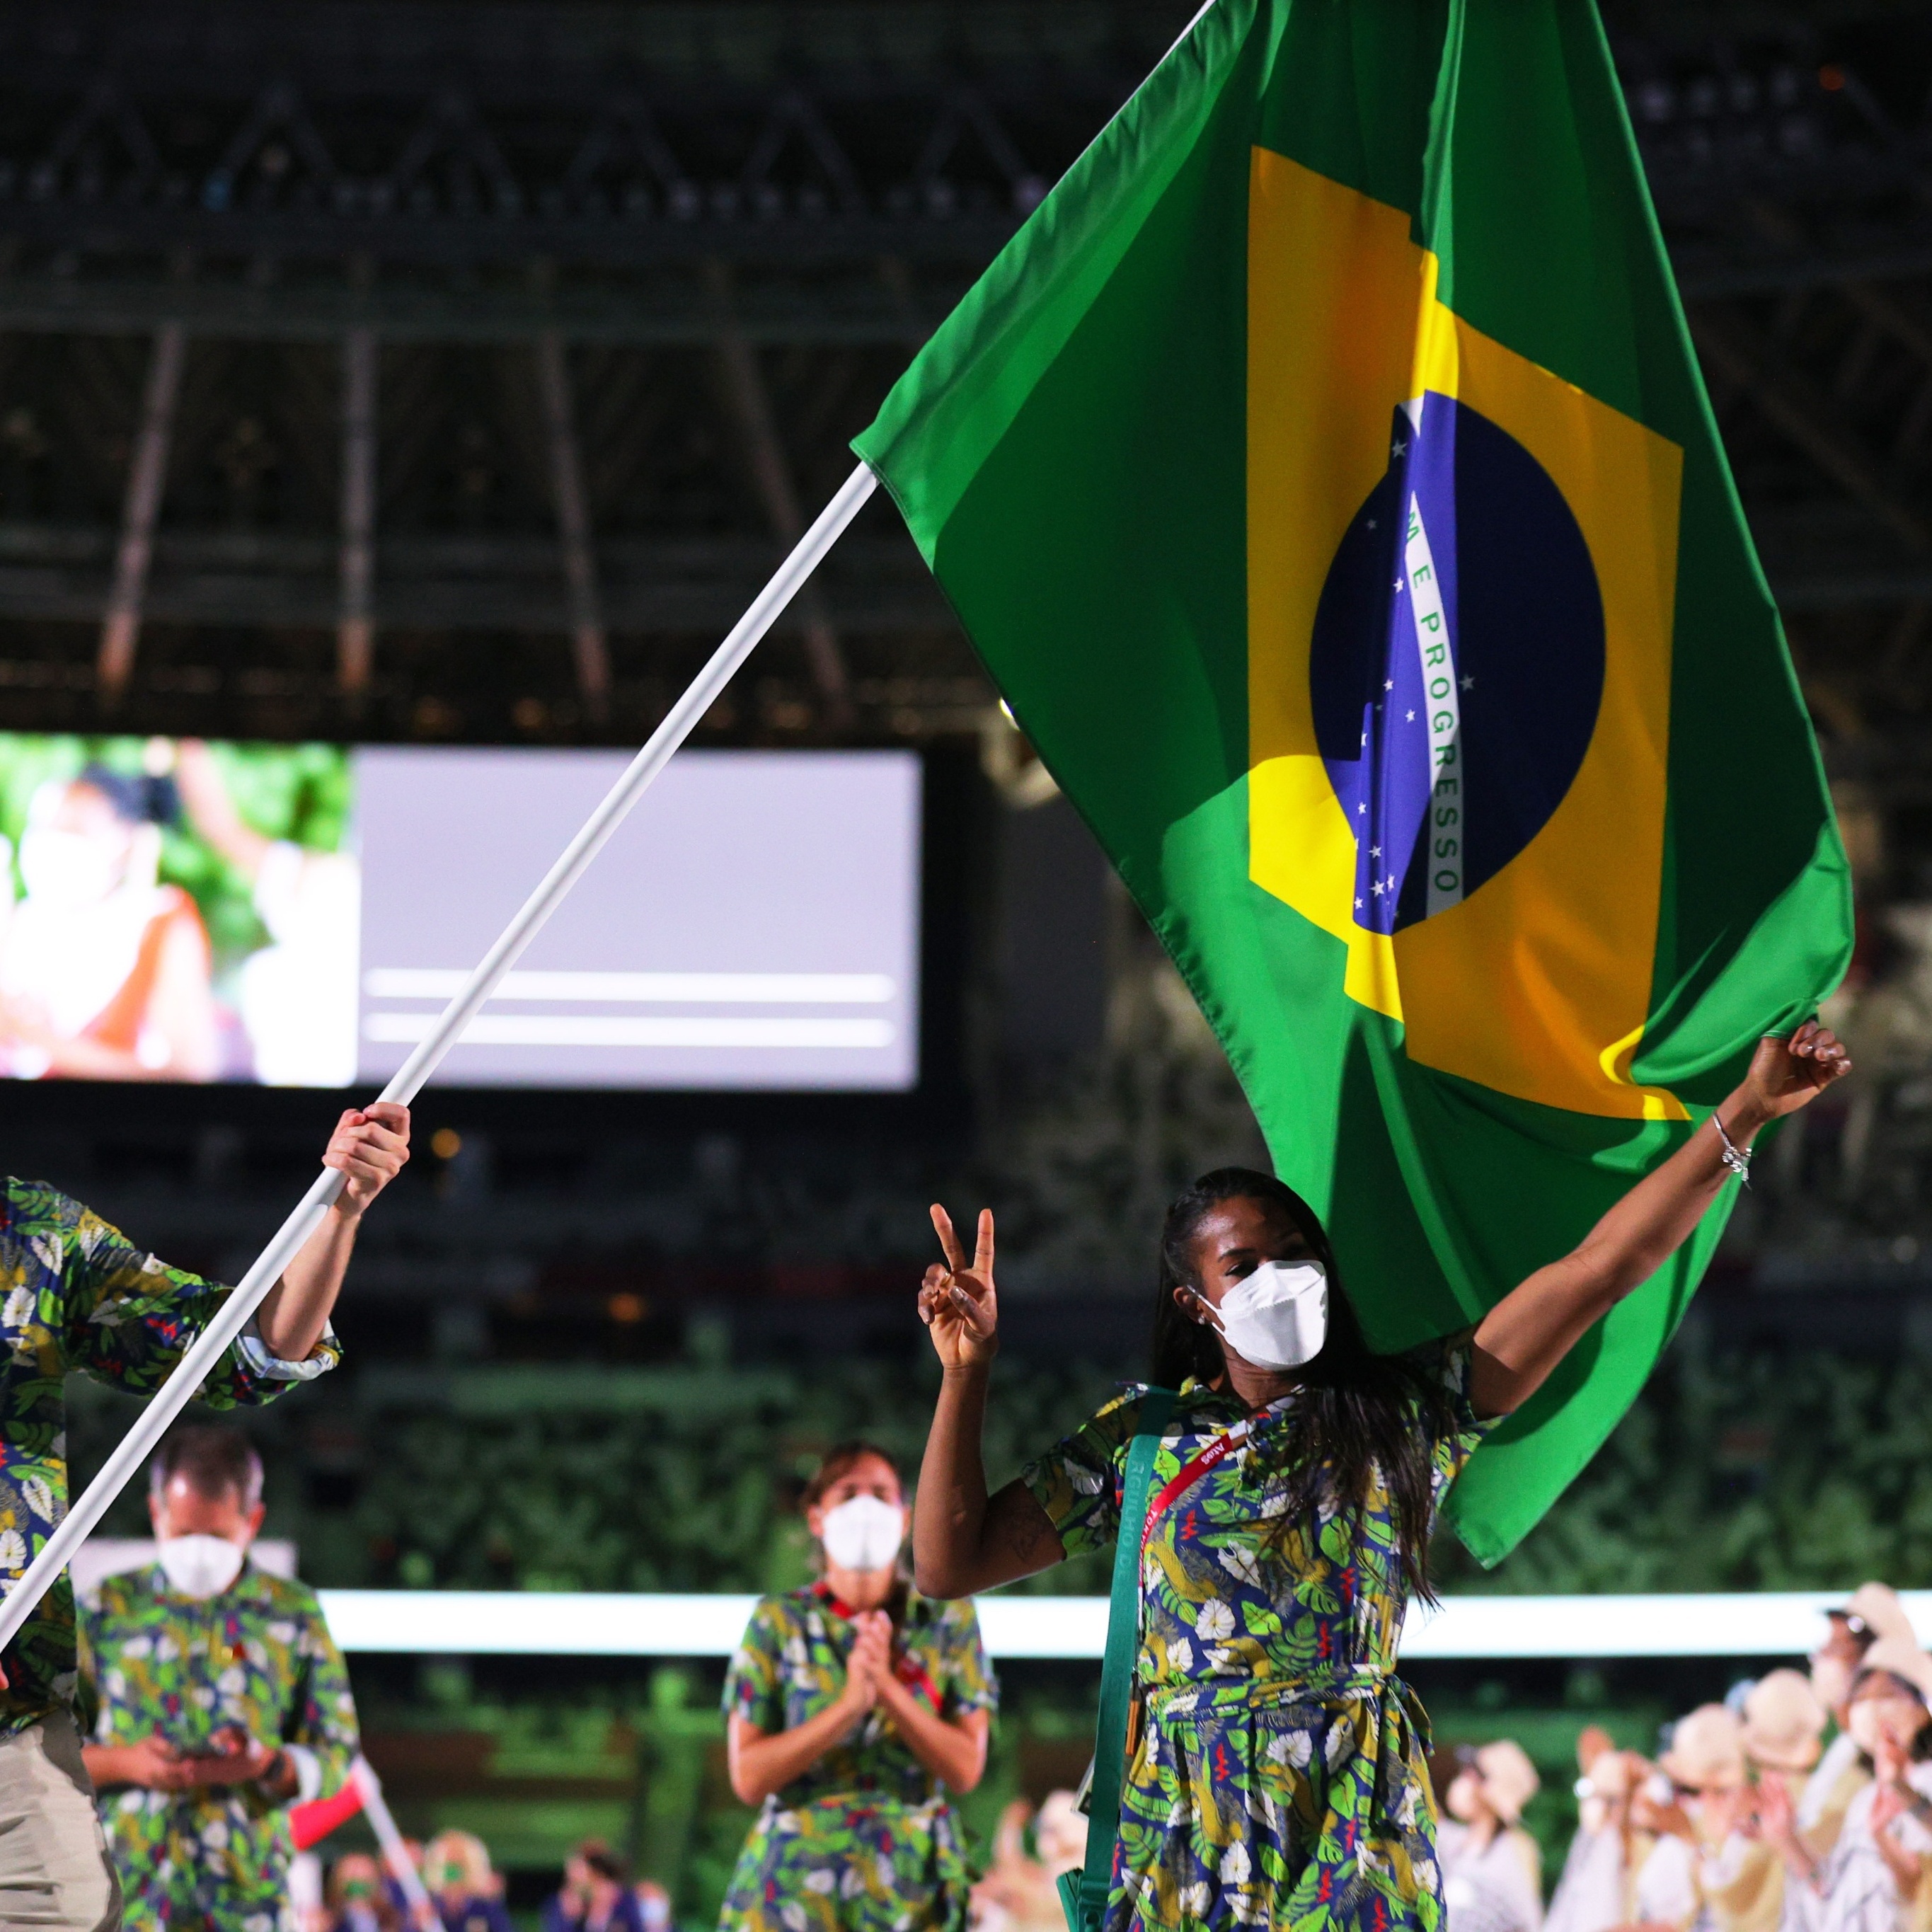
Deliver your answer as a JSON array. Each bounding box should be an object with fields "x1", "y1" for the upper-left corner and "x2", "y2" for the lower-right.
[{"x1": 0, "y1": 739, "x2": 920, "y2": 1092}]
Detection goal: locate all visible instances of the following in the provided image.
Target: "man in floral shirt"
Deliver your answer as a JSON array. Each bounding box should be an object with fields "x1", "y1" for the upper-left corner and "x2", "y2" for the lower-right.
[
  {"x1": 0, "y1": 1101, "x2": 408, "y2": 1931},
  {"x1": 79, "y1": 1425, "x2": 360, "y2": 1932}
]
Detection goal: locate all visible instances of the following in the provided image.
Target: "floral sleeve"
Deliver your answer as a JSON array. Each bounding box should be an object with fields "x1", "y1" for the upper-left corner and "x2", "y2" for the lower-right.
[
  {"x1": 1019, "y1": 1386, "x2": 1153, "y2": 1558},
  {"x1": 933, "y1": 1599, "x2": 999, "y2": 1718},
  {"x1": 284, "y1": 1590, "x2": 360, "y2": 1804},
  {"x1": 35, "y1": 1188, "x2": 341, "y2": 1403},
  {"x1": 1403, "y1": 1333, "x2": 1501, "y2": 1495},
  {"x1": 722, "y1": 1596, "x2": 788, "y2": 1732}
]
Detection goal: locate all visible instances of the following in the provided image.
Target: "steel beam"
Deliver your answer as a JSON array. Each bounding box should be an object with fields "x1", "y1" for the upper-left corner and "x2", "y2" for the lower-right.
[
  {"x1": 706, "y1": 261, "x2": 853, "y2": 723},
  {"x1": 532, "y1": 330, "x2": 611, "y2": 718},
  {"x1": 338, "y1": 327, "x2": 378, "y2": 694},
  {"x1": 97, "y1": 323, "x2": 186, "y2": 705}
]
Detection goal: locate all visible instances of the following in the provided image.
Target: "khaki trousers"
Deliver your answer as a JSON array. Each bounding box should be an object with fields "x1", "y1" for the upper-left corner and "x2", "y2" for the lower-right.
[{"x1": 0, "y1": 1713, "x2": 119, "y2": 1931}]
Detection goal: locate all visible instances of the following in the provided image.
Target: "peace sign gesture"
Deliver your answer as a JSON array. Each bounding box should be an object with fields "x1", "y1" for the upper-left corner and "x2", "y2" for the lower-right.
[{"x1": 918, "y1": 1204, "x2": 999, "y2": 1370}]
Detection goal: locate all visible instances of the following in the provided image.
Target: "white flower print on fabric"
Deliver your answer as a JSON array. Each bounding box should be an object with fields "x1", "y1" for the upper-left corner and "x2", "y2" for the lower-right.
[
  {"x1": 1, "y1": 1287, "x2": 33, "y2": 1330},
  {"x1": 1180, "y1": 1883, "x2": 1212, "y2": 1916},
  {"x1": 19, "y1": 1478, "x2": 51, "y2": 1521},
  {"x1": 0, "y1": 1530, "x2": 25, "y2": 1574},
  {"x1": 803, "y1": 1870, "x2": 834, "y2": 1895},
  {"x1": 1194, "y1": 1600, "x2": 1235, "y2": 1642},
  {"x1": 1219, "y1": 1840, "x2": 1252, "y2": 1886},
  {"x1": 1166, "y1": 1637, "x2": 1194, "y2": 1673}
]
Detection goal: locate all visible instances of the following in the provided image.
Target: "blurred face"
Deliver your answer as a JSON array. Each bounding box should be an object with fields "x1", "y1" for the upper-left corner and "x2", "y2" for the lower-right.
[
  {"x1": 1178, "y1": 1196, "x2": 1316, "y2": 1318},
  {"x1": 148, "y1": 1475, "x2": 262, "y2": 1546},
  {"x1": 1812, "y1": 1620, "x2": 1867, "y2": 1715},
  {"x1": 335, "y1": 1855, "x2": 381, "y2": 1907},
  {"x1": 1848, "y1": 1672, "x2": 1928, "y2": 1762},
  {"x1": 20, "y1": 783, "x2": 136, "y2": 907},
  {"x1": 805, "y1": 1454, "x2": 902, "y2": 1540},
  {"x1": 1445, "y1": 1767, "x2": 1488, "y2": 1824}
]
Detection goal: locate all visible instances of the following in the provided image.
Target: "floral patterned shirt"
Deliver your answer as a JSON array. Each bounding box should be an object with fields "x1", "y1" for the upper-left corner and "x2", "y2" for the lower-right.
[
  {"x1": 723, "y1": 1585, "x2": 998, "y2": 1807},
  {"x1": 1021, "y1": 1340, "x2": 1494, "y2": 1689},
  {"x1": 0, "y1": 1178, "x2": 340, "y2": 1736},
  {"x1": 79, "y1": 1562, "x2": 359, "y2": 1932}
]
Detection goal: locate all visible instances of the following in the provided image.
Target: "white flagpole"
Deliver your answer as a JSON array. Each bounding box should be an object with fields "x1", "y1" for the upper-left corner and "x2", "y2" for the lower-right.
[
  {"x1": 350, "y1": 1757, "x2": 439, "y2": 1925},
  {"x1": 0, "y1": 460, "x2": 879, "y2": 1652}
]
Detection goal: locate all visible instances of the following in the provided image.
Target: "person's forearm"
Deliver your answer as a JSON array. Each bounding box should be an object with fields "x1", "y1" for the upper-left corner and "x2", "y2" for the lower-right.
[
  {"x1": 1874, "y1": 1826, "x2": 1921, "y2": 1897},
  {"x1": 255, "y1": 1207, "x2": 361, "y2": 1361},
  {"x1": 874, "y1": 1683, "x2": 987, "y2": 1790},
  {"x1": 914, "y1": 1363, "x2": 994, "y2": 1597},
  {"x1": 729, "y1": 1703, "x2": 866, "y2": 1806},
  {"x1": 81, "y1": 1744, "x2": 144, "y2": 1788},
  {"x1": 1473, "y1": 1092, "x2": 1764, "y2": 1412}
]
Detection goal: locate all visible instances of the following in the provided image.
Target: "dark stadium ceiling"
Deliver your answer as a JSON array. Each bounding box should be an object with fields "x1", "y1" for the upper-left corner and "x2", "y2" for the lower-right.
[{"x1": 0, "y1": 0, "x2": 1925, "y2": 780}]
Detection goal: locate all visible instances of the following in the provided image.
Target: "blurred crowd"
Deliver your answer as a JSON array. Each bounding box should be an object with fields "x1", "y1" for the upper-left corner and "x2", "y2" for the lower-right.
[
  {"x1": 294, "y1": 1834, "x2": 671, "y2": 1932},
  {"x1": 1439, "y1": 1583, "x2": 1932, "y2": 1932}
]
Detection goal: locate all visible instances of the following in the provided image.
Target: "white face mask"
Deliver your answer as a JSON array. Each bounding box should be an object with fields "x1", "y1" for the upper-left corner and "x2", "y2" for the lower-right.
[
  {"x1": 18, "y1": 828, "x2": 125, "y2": 908},
  {"x1": 156, "y1": 1533, "x2": 246, "y2": 1599},
  {"x1": 1812, "y1": 1653, "x2": 1853, "y2": 1716},
  {"x1": 819, "y1": 1495, "x2": 904, "y2": 1574},
  {"x1": 1212, "y1": 1260, "x2": 1329, "y2": 1370}
]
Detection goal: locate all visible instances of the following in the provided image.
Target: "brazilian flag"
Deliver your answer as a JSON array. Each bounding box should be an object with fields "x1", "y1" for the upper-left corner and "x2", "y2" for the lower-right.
[{"x1": 856, "y1": 0, "x2": 1852, "y2": 1560}]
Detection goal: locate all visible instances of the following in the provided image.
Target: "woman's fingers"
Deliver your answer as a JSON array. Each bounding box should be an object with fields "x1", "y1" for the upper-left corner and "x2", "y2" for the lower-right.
[
  {"x1": 973, "y1": 1209, "x2": 995, "y2": 1277},
  {"x1": 929, "y1": 1202, "x2": 967, "y2": 1273}
]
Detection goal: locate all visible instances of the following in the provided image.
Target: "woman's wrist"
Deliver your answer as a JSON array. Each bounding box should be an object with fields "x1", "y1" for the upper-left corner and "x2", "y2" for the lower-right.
[{"x1": 1718, "y1": 1090, "x2": 1772, "y2": 1142}]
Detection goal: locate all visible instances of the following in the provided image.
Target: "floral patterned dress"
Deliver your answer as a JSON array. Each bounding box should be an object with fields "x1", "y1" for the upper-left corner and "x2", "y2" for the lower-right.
[
  {"x1": 79, "y1": 1560, "x2": 360, "y2": 1932},
  {"x1": 1022, "y1": 1342, "x2": 1495, "y2": 1932},
  {"x1": 719, "y1": 1585, "x2": 998, "y2": 1932}
]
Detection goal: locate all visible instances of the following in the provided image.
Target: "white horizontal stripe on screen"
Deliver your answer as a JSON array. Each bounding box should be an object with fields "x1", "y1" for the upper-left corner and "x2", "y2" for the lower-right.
[
  {"x1": 361, "y1": 1013, "x2": 895, "y2": 1050},
  {"x1": 311, "y1": 1591, "x2": 1930, "y2": 1660},
  {"x1": 363, "y1": 968, "x2": 894, "y2": 1004}
]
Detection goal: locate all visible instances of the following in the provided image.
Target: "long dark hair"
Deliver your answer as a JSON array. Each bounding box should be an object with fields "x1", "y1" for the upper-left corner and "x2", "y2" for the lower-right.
[{"x1": 1151, "y1": 1167, "x2": 1454, "y2": 1602}]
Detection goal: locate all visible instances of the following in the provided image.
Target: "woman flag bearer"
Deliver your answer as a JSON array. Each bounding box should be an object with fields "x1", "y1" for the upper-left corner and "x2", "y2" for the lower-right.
[
  {"x1": 718, "y1": 1443, "x2": 996, "y2": 1932},
  {"x1": 913, "y1": 1025, "x2": 1850, "y2": 1932}
]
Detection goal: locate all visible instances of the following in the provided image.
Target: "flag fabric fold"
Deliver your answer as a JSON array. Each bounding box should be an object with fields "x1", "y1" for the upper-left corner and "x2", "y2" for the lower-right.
[{"x1": 856, "y1": 0, "x2": 1850, "y2": 1562}]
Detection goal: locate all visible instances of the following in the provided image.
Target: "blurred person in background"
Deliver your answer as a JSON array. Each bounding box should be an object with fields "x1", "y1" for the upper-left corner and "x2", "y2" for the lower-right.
[
  {"x1": 173, "y1": 740, "x2": 360, "y2": 1088},
  {"x1": 1742, "y1": 1671, "x2": 1831, "y2": 1932},
  {"x1": 0, "y1": 763, "x2": 218, "y2": 1080},
  {"x1": 1547, "y1": 1732, "x2": 1650, "y2": 1932},
  {"x1": 422, "y1": 1832, "x2": 513, "y2": 1932},
  {"x1": 79, "y1": 1424, "x2": 360, "y2": 1932},
  {"x1": 970, "y1": 1791, "x2": 1088, "y2": 1932},
  {"x1": 1767, "y1": 1642, "x2": 1932, "y2": 1932},
  {"x1": 631, "y1": 1878, "x2": 672, "y2": 1932},
  {"x1": 719, "y1": 1441, "x2": 995, "y2": 1931},
  {"x1": 327, "y1": 1853, "x2": 401, "y2": 1932},
  {"x1": 1439, "y1": 1741, "x2": 1544, "y2": 1932},
  {"x1": 1801, "y1": 1590, "x2": 1919, "y2": 1864},
  {"x1": 540, "y1": 1841, "x2": 645, "y2": 1932},
  {"x1": 0, "y1": 1100, "x2": 403, "y2": 1932},
  {"x1": 1631, "y1": 1705, "x2": 1756, "y2": 1932}
]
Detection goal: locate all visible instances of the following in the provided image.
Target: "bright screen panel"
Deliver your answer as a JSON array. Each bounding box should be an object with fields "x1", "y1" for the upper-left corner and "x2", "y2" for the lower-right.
[{"x1": 0, "y1": 737, "x2": 921, "y2": 1091}]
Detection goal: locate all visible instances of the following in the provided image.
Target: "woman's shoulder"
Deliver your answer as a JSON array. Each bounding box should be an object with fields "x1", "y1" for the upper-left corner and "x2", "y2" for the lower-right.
[
  {"x1": 904, "y1": 1589, "x2": 984, "y2": 1638},
  {"x1": 737, "y1": 1587, "x2": 821, "y2": 1640}
]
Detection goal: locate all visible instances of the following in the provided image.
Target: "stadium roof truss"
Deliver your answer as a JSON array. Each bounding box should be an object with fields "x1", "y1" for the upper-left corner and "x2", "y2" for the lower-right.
[{"x1": 0, "y1": 0, "x2": 1924, "y2": 769}]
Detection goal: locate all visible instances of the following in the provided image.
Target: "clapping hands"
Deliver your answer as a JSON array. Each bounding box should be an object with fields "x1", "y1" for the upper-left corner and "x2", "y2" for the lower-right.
[{"x1": 836, "y1": 1611, "x2": 895, "y2": 1730}]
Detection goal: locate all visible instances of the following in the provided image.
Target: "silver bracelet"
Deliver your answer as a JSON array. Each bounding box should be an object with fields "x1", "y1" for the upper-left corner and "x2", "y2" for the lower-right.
[{"x1": 1713, "y1": 1111, "x2": 1752, "y2": 1185}]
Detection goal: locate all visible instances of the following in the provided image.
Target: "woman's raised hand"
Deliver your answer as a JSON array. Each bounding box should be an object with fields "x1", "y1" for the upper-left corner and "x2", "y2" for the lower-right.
[
  {"x1": 838, "y1": 1611, "x2": 892, "y2": 1720},
  {"x1": 919, "y1": 1206, "x2": 999, "y2": 1370},
  {"x1": 1735, "y1": 1020, "x2": 1851, "y2": 1125}
]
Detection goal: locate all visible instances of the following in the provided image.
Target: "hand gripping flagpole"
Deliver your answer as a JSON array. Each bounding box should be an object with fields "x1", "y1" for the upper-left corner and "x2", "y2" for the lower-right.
[{"x1": 0, "y1": 460, "x2": 879, "y2": 1652}]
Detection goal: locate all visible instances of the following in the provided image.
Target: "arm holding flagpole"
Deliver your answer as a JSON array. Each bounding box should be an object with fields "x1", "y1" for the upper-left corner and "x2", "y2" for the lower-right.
[
  {"x1": 0, "y1": 460, "x2": 878, "y2": 1658},
  {"x1": 1467, "y1": 1020, "x2": 1850, "y2": 1418}
]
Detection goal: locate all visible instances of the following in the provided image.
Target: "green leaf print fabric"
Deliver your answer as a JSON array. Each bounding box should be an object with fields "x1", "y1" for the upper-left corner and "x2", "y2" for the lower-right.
[
  {"x1": 79, "y1": 1563, "x2": 359, "y2": 1932},
  {"x1": 1021, "y1": 1342, "x2": 1497, "y2": 1932},
  {"x1": 0, "y1": 1178, "x2": 340, "y2": 1736},
  {"x1": 718, "y1": 1585, "x2": 997, "y2": 1932}
]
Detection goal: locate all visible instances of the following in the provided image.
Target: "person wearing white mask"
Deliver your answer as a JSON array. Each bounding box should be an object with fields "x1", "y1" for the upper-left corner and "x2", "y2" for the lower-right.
[
  {"x1": 1796, "y1": 1588, "x2": 1919, "y2": 1865},
  {"x1": 78, "y1": 1425, "x2": 360, "y2": 1932},
  {"x1": 912, "y1": 1017, "x2": 1851, "y2": 1932},
  {"x1": 718, "y1": 1441, "x2": 996, "y2": 1931}
]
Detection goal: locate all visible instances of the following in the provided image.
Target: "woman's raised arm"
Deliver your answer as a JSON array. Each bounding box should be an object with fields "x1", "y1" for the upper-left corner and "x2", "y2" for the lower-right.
[
  {"x1": 912, "y1": 1206, "x2": 1067, "y2": 1599},
  {"x1": 1468, "y1": 1023, "x2": 1849, "y2": 1419}
]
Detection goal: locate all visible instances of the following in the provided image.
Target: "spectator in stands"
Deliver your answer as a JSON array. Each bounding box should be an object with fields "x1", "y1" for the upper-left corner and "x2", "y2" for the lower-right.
[
  {"x1": 423, "y1": 1830, "x2": 514, "y2": 1932},
  {"x1": 1802, "y1": 1588, "x2": 1919, "y2": 1862},
  {"x1": 1632, "y1": 1704, "x2": 1756, "y2": 1932},
  {"x1": 1742, "y1": 1669, "x2": 1832, "y2": 1932},
  {"x1": 1439, "y1": 1740, "x2": 1544, "y2": 1932},
  {"x1": 1769, "y1": 1641, "x2": 1932, "y2": 1932},
  {"x1": 327, "y1": 1853, "x2": 401, "y2": 1932},
  {"x1": 719, "y1": 1441, "x2": 996, "y2": 1932},
  {"x1": 971, "y1": 1791, "x2": 1088, "y2": 1932},
  {"x1": 1546, "y1": 1731, "x2": 1648, "y2": 1932},
  {"x1": 540, "y1": 1841, "x2": 647, "y2": 1932},
  {"x1": 79, "y1": 1423, "x2": 361, "y2": 1932},
  {"x1": 0, "y1": 1098, "x2": 405, "y2": 1932}
]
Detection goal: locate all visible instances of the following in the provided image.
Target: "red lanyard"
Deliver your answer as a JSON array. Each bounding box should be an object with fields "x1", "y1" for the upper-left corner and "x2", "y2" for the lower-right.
[
  {"x1": 1139, "y1": 1395, "x2": 1294, "y2": 1552},
  {"x1": 813, "y1": 1585, "x2": 942, "y2": 1711}
]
